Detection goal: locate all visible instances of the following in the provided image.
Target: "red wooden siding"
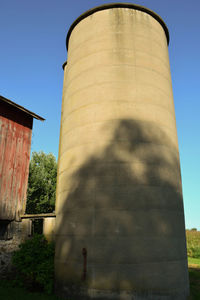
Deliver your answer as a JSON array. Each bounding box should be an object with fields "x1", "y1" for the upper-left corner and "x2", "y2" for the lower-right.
[{"x1": 0, "y1": 101, "x2": 33, "y2": 221}]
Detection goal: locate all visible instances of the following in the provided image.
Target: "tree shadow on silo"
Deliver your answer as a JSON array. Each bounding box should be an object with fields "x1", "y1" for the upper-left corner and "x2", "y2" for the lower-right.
[{"x1": 55, "y1": 118, "x2": 189, "y2": 299}]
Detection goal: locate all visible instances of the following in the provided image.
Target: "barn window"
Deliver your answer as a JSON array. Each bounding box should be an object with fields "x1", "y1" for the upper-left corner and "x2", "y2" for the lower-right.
[
  {"x1": 0, "y1": 220, "x2": 13, "y2": 240},
  {"x1": 32, "y1": 219, "x2": 43, "y2": 234}
]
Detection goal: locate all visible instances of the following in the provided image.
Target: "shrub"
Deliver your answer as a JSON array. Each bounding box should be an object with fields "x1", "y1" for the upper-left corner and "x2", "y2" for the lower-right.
[
  {"x1": 186, "y1": 230, "x2": 200, "y2": 258},
  {"x1": 12, "y1": 234, "x2": 54, "y2": 294}
]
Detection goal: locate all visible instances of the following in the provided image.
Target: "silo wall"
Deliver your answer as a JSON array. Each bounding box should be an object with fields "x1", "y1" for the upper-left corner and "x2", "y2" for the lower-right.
[{"x1": 55, "y1": 4, "x2": 189, "y2": 299}]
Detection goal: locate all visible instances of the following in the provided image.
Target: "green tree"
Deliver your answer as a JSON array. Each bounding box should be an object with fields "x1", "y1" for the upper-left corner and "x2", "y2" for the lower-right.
[{"x1": 26, "y1": 151, "x2": 57, "y2": 214}]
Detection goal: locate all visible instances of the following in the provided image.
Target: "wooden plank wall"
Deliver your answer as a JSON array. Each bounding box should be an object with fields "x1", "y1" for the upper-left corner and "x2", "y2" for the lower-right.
[{"x1": 0, "y1": 100, "x2": 33, "y2": 221}]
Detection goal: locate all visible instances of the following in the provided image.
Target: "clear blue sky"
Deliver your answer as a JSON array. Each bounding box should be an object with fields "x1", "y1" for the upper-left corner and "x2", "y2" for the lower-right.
[{"x1": 1, "y1": 0, "x2": 199, "y2": 230}]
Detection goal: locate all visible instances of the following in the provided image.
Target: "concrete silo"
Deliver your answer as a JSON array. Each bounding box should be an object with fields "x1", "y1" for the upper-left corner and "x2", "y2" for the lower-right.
[{"x1": 55, "y1": 3, "x2": 189, "y2": 299}]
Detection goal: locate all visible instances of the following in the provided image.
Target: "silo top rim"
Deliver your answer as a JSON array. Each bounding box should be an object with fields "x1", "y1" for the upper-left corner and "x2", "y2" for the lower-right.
[{"x1": 66, "y1": 3, "x2": 169, "y2": 50}]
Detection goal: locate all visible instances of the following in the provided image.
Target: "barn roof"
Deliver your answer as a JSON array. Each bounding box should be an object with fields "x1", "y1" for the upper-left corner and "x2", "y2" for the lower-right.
[{"x1": 0, "y1": 95, "x2": 45, "y2": 121}]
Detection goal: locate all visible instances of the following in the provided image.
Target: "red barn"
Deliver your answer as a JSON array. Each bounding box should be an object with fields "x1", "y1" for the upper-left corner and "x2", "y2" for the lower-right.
[{"x1": 0, "y1": 95, "x2": 44, "y2": 224}]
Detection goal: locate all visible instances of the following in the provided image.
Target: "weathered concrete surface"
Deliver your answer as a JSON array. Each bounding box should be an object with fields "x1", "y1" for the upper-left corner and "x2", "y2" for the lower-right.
[
  {"x1": 43, "y1": 217, "x2": 56, "y2": 242},
  {"x1": 55, "y1": 4, "x2": 189, "y2": 299}
]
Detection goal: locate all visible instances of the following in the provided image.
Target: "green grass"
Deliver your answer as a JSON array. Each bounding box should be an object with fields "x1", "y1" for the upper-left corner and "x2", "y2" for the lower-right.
[
  {"x1": 188, "y1": 267, "x2": 200, "y2": 299},
  {"x1": 188, "y1": 257, "x2": 200, "y2": 266},
  {"x1": 186, "y1": 230, "x2": 200, "y2": 298},
  {"x1": 1, "y1": 230, "x2": 200, "y2": 300},
  {"x1": 0, "y1": 286, "x2": 60, "y2": 300},
  {"x1": 186, "y1": 230, "x2": 200, "y2": 258},
  {"x1": 1, "y1": 269, "x2": 200, "y2": 300}
]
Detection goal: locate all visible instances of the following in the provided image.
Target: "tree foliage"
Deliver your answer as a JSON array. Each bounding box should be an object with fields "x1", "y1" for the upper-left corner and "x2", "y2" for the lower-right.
[{"x1": 26, "y1": 151, "x2": 57, "y2": 214}]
